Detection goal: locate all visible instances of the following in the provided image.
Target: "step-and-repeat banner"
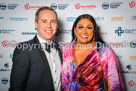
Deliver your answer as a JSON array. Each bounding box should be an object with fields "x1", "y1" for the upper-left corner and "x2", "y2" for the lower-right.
[{"x1": 0, "y1": 0, "x2": 136, "y2": 91}]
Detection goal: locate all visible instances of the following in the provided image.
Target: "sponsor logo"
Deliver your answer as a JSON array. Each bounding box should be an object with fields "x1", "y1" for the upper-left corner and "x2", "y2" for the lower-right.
[
  {"x1": 50, "y1": 3, "x2": 57, "y2": 10},
  {"x1": 58, "y1": 4, "x2": 69, "y2": 10},
  {"x1": 129, "y1": 55, "x2": 136, "y2": 60},
  {"x1": 50, "y1": 3, "x2": 69, "y2": 10},
  {"x1": 10, "y1": 17, "x2": 28, "y2": 21},
  {"x1": 130, "y1": 15, "x2": 136, "y2": 21},
  {"x1": 122, "y1": 64, "x2": 136, "y2": 74},
  {"x1": 1, "y1": 40, "x2": 18, "y2": 48},
  {"x1": 0, "y1": 63, "x2": 11, "y2": 72},
  {"x1": 130, "y1": 41, "x2": 136, "y2": 48},
  {"x1": 67, "y1": 17, "x2": 77, "y2": 22},
  {"x1": 0, "y1": 3, "x2": 18, "y2": 10},
  {"x1": 8, "y1": 4, "x2": 19, "y2": 10},
  {"x1": 128, "y1": 80, "x2": 136, "y2": 87},
  {"x1": 0, "y1": 29, "x2": 15, "y2": 34},
  {"x1": 110, "y1": 2, "x2": 123, "y2": 9},
  {"x1": 61, "y1": 30, "x2": 71, "y2": 34},
  {"x1": 22, "y1": 32, "x2": 37, "y2": 35},
  {"x1": 0, "y1": 3, "x2": 6, "y2": 10},
  {"x1": 1, "y1": 77, "x2": 8, "y2": 84},
  {"x1": 116, "y1": 55, "x2": 122, "y2": 59},
  {"x1": 115, "y1": 27, "x2": 136, "y2": 36},
  {"x1": 10, "y1": 54, "x2": 13, "y2": 58},
  {"x1": 111, "y1": 16, "x2": 123, "y2": 21},
  {"x1": 104, "y1": 41, "x2": 132, "y2": 48},
  {"x1": 102, "y1": 2, "x2": 109, "y2": 9},
  {"x1": 102, "y1": 2, "x2": 122, "y2": 9},
  {"x1": 0, "y1": 17, "x2": 4, "y2": 19},
  {"x1": 115, "y1": 27, "x2": 124, "y2": 36},
  {"x1": 100, "y1": 32, "x2": 108, "y2": 35},
  {"x1": 95, "y1": 17, "x2": 104, "y2": 21},
  {"x1": 24, "y1": 3, "x2": 43, "y2": 10},
  {"x1": 129, "y1": 1, "x2": 136, "y2": 8},
  {"x1": 75, "y1": 3, "x2": 96, "y2": 10}
]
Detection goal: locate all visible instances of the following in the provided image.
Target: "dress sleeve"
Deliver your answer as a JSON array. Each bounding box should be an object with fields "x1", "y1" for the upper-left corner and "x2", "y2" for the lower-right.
[
  {"x1": 107, "y1": 47, "x2": 124, "y2": 91},
  {"x1": 61, "y1": 47, "x2": 81, "y2": 91}
]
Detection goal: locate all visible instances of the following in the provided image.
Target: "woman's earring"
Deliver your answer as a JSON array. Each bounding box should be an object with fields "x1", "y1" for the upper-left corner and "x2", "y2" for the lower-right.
[
  {"x1": 74, "y1": 35, "x2": 77, "y2": 41},
  {"x1": 93, "y1": 33, "x2": 95, "y2": 41}
]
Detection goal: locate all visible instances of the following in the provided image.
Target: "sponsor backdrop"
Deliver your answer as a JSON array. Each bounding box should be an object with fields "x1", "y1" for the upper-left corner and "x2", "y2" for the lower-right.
[{"x1": 0, "y1": 0, "x2": 136, "y2": 91}]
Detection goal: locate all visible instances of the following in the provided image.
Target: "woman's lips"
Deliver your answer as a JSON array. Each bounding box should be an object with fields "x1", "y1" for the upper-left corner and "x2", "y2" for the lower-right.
[{"x1": 80, "y1": 35, "x2": 88, "y2": 39}]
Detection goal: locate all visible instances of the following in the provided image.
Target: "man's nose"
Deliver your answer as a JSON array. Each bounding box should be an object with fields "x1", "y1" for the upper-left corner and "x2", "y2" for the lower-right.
[{"x1": 47, "y1": 22, "x2": 52, "y2": 28}]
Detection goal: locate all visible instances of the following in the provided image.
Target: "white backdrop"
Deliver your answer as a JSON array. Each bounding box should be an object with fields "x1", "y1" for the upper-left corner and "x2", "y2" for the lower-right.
[{"x1": 0, "y1": 0, "x2": 136, "y2": 91}]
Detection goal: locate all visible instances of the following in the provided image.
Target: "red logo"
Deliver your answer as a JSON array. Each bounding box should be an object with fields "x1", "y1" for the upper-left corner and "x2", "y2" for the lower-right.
[
  {"x1": 75, "y1": 3, "x2": 96, "y2": 10},
  {"x1": 75, "y1": 3, "x2": 80, "y2": 9},
  {"x1": 1, "y1": 40, "x2": 18, "y2": 48},
  {"x1": 128, "y1": 80, "x2": 136, "y2": 87},
  {"x1": 1, "y1": 41, "x2": 9, "y2": 48},
  {"x1": 24, "y1": 3, "x2": 30, "y2": 10},
  {"x1": 129, "y1": 1, "x2": 135, "y2": 8}
]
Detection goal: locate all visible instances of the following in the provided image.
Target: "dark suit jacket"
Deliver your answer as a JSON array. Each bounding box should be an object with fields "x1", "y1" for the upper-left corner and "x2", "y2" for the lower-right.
[{"x1": 9, "y1": 36, "x2": 62, "y2": 91}]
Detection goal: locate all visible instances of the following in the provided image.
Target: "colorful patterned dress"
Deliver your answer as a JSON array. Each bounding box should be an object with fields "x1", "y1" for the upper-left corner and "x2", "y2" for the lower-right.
[{"x1": 61, "y1": 41, "x2": 124, "y2": 91}]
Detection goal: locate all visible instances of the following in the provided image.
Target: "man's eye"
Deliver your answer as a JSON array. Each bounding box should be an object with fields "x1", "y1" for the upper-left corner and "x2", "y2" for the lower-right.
[
  {"x1": 51, "y1": 21, "x2": 56, "y2": 24},
  {"x1": 43, "y1": 20, "x2": 46, "y2": 23}
]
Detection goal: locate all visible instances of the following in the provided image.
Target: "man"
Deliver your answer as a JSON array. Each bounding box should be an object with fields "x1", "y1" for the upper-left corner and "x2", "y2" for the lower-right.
[{"x1": 9, "y1": 6, "x2": 62, "y2": 91}]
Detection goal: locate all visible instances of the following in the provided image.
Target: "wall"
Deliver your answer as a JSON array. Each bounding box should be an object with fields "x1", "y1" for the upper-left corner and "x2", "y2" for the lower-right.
[{"x1": 0, "y1": 0, "x2": 136, "y2": 91}]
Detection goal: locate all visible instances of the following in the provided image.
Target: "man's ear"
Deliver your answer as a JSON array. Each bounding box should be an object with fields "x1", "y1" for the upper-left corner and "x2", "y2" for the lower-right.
[{"x1": 35, "y1": 21, "x2": 38, "y2": 29}]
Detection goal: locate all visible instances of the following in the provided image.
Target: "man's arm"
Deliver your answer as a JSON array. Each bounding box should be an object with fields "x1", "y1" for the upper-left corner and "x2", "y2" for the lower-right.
[{"x1": 9, "y1": 45, "x2": 30, "y2": 91}]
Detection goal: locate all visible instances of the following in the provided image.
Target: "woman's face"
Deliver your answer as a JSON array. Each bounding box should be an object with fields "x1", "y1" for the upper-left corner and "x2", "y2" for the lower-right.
[{"x1": 74, "y1": 18, "x2": 94, "y2": 44}]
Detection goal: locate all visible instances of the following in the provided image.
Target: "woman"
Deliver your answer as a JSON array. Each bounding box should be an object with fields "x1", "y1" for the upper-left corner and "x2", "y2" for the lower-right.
[{"x1": 61, "y1": 14, "x2": 124, "y2": 91}]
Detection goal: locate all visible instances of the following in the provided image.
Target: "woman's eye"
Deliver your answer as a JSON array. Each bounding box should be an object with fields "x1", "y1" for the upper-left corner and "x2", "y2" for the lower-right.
[
  {"x1": 88, "y1": 27, "x2": 92, "y2": 29},
  {"x1": 78, "y1": 26, "x2": 83, "y2": 28}
]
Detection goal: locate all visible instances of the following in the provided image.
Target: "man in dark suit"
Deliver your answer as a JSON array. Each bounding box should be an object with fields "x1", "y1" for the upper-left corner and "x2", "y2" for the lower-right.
[{"x1": 9, "y1": 6, "x2": 62, "y2": 91}]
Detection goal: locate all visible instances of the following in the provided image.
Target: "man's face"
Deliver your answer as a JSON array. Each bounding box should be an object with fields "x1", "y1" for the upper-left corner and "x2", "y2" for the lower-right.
[{"x1": 35, "y1": 10, "x2": 57, "y2": 43}]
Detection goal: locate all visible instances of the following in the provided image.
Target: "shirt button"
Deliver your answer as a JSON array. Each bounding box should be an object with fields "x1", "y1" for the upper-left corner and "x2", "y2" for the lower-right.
[
  {"x1": 55, "y1": 70, "x2": 56, "y2": 72},
  {"x1": 54, "y1": 82, "x2": 56, "y2": 83},
  {"x1": 53, "y1": 60, "x2": 55, "y2": 62}
]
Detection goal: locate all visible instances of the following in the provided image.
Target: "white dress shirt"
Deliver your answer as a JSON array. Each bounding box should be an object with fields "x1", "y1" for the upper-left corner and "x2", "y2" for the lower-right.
[{"x1": 37, "y1": 35, "x2": 61, "y2": 91}]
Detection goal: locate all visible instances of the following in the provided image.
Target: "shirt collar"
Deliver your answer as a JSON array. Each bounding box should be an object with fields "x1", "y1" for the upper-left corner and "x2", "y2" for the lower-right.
[{"x1": 37, "y1": 34, "x2": 52, "y2": 45}]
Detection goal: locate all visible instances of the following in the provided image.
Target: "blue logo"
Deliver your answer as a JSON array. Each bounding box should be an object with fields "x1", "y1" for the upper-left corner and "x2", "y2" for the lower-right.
[
  {"x1": 126, "y1": 64, "x2": 132, "y2": 70},
  {"x1": 115, "y1": 27, "x2": 124, "y2": 36},
  {"x1": 0, "y1": 17, "x2": 4, "y2": 19},
  {"x1": 10, "y1": 54, "x2": 13, "y2": 58},
  {"x1": 110, "y1": 2, "x2": 122, "y2": 9},
  {"x1": 58, "y1": 4, "x2": 69, "y2": 10},
  {"x1": 50, "y1": 3, "x2": 57, "y2": 10},
  {"x1": 1, "y1": 77, "x2": 8, "y2": 84},
  {"x1": 8, "y1": 4, "x2": 18, "y2": 10},
  {"x1": 102, "y1": 2, "x2": 109, "y2": 9},
  {"x1": 61, "y1": 30, "x2": 71, "y2": 34},
  {"x1": 130, "y1": 41, "x2": 136, "y2": 48},
  {"x1": 10, "y1": 17, "x2": 28, "y2": 21},
  {"x1": 67, "y1": 17, "x2": 77, "y2": 22},
  {"x1": 0, "y1": 62, "x2": 11, "y2": 72},
  {"x1": 0, "y1": 3, "x2": 6, "y2": 10},
  {"x1": 95, "y1": 17, "x2": 104, "y2": 21},
  {"x1": 4, "y1": 63, "x2": 9, "y2": 68}
]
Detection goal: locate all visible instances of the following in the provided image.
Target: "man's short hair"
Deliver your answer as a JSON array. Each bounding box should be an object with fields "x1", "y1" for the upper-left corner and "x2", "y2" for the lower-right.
[{"x1": 35, "y1": 6, "x2": 58, "y2": 23}]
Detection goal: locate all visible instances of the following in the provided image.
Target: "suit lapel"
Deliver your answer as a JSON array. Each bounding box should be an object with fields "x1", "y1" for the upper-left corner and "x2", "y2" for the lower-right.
[{"x1": 33, "y1": 36, "x2": 55, "y2": 90}]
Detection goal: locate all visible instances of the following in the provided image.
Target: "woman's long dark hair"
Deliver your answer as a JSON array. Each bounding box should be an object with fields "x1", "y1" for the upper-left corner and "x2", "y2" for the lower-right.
[{"x1": 72, "y1": 14, "x2": 104, "y2": 43}]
